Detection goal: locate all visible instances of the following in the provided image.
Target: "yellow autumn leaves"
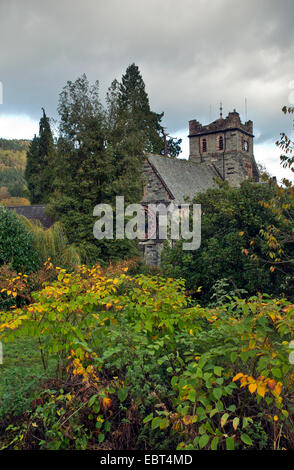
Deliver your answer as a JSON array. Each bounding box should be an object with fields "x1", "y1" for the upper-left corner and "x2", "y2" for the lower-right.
[
  {"x1": 233, "y1": 372, "x2": 282, "y2": 398},
  {"x1": 1, "y1": 289, "x2": 17, "y2": 297}
]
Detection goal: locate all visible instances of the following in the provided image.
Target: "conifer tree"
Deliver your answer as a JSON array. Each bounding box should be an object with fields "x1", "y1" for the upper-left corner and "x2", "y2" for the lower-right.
[
  {"x1": 25, "y1": 135, "x2": 40, "y2": 202},
  {"x1": 117, "y1": 63, "x2": 163, "y2": 155},
  {"x1": 106, "y1": 63, "x2": 182, "y2": 158},
  {"x1": 25, "y1": 108, "x2": 55, "y2": 203}
]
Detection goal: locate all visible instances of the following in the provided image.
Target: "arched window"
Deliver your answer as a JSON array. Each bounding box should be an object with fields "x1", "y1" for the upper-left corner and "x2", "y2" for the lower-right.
[
  {"x1": 218, "y1": 135, "x2": 224, "y2": 150},
  {"x1": 243, "y1": 140, "x2": 249, "y2": 152},
  {"x1": 201, "y1": 138, "x2": 207, "y2": 153}
]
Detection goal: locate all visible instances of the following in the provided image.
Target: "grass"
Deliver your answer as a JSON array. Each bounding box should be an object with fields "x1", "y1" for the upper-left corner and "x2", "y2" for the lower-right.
[{"x1": 0, "y1": 336, "x2": 57, "y2": 421}]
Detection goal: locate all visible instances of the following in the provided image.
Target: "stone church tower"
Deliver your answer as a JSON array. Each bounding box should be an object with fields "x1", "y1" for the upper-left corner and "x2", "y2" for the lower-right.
[{"x1": 188, "y1": 109, "x2": 259, "y2": 184}]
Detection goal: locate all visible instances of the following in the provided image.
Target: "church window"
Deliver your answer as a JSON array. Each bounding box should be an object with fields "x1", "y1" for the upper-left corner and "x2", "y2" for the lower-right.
[
  {"x1": 218, "y1": 135, "x2": 224, "y2": 150},
  {"x1": 201, "y1": 138, "x2": 207, "y2": 153},
  {"x1": 243, "y1": 140, "x2": 249, "y2": 151}
]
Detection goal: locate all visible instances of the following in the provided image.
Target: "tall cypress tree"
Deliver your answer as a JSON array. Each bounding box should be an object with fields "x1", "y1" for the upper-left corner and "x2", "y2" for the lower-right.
[
  {"x1": 25, "y1": 108, "x2": 55, "y2": 203},
  {"x1": 25, "y1": 134, "x2": 40, "y2": 202}
]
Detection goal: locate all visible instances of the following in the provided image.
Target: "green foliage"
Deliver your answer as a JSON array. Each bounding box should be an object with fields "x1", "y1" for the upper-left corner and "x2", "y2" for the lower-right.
[
  {"x1": 0, "y1": 140, "x2": 29, "y2": 198},
  {"x1": 48, "y1": 74, "x2": 141, "y2": 264},
  {"x1": 0, "y1": 205, "x2": 41, "y2": 274},
  {"x1": 20, "y1": 217, "x2": 81, "y2": 269},
  {"x1": 164, "y1": 135, "x2": 182, "y2": 158},
  {"x1": 276, "y1": 105, "x2": 294, "y2": 172},
  {"x1": 105, "y1": 71, "x2": 150, "y2": 205},
  {"x1": 0, "y1": 168, "x2": 27, "y2": 197},
  {"x1": 27, "y1": 67, "x2": 182, "y2": 263},
  {"x1": 0, "y1": 139, "x2": 30, "y2": 153},
  {"x1": 1, "y1": 268, "x2": 294, "y2": 450},
  {"x1": 252, "y1": 107, "x2": 294, "y2": 284},
  {"x1": 161, "y1": 180, "x2": 294, "y2": 304},
  {"x1": 107, "y1": 64, "x2": 182, "y2": 159},
  {"x1": 208, "y1": 278, "x2": 248, "y2": 307},
  {"x1": 116, "y1": 63, "x2": 164, "y2": 155}
]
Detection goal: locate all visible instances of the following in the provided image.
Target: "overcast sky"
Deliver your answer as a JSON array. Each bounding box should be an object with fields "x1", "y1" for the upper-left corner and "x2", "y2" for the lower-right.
[{"x1": 0, "y1": 0, "x2": 293, "y2": 181}]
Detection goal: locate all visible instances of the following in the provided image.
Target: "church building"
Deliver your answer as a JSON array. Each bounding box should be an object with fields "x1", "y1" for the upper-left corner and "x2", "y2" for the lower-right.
[{"x1": 140, "y1": 109, "x2": 260, "y2": 266}]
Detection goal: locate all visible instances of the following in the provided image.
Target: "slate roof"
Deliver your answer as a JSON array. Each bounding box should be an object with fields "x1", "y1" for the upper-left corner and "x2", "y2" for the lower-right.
[
  {"x1": 147, "y1": 155, "x2": 219, "y2": 203},
  {"x1": 7, "y1": 205, "x2": 53, "y2": 229}
]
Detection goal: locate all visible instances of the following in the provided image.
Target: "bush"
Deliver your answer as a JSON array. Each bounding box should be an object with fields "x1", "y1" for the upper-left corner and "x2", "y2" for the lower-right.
[
  {"x1": 0, "y1": 205, "x2": 40, "y2": 274},
  {"x1": 19, "y1": 218, "x2": 81, "y2": 270},
  {"x1": 0, "y1": 187, "x2": 11, "y2": 200},
  {"x1": 161, "y1": 180, "x2": 294, "y2": 304},
  {"x1": 0, "y1": 262, "x2": 57, "y2": 310},
  {"x1": 1, "y1": 267, "x2": 294, "y2": 450}
]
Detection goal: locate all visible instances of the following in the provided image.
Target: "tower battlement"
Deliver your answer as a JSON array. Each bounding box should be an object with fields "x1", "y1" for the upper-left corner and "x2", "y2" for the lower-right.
[
  {"x1": 188, "y1": 109, "x2": 259, "y2": 185},
  {"x1": 189, "y1": 110, "x2": 253, "y2": 137}
]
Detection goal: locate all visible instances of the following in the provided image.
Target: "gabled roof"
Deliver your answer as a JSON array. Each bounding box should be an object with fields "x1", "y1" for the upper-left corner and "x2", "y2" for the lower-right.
[{"x1": 147, "y1": 155, "x2": 218, "y2": 203}]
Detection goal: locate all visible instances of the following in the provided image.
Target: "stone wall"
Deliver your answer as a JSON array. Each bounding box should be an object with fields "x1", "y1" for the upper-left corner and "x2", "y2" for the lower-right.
[
  {"x1": 142, "y1": 160, "x2": 172, "y2": 203},
  {"x1": 140, "y1": 159, "x2": 173, "y2": 266},
  {"x1": 189, "y1": 129, "x2": 253, "y2": 160},
  {"x1": 140, "y1": 240, "x2": 164, "y2": 267}
]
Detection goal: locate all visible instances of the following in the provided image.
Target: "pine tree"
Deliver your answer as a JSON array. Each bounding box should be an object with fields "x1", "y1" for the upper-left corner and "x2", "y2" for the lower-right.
[
  {"x1": 25, "y1": 109, "x2": 55, "y2": 203},
  {"x1": 107, "y1": 63, "x2": 182, "y2": 158},
  {"x1": 116, "y1": 63, "x2": 164, "y2": 155}
]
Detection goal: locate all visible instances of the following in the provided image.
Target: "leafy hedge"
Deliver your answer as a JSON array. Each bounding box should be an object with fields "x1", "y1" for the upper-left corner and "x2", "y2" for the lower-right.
[
  {"x1": 0, "y1": 205, "x2": 41, "y2": 274},
  {"x1": 1, "y1": 266, "x2": 294, "y2": 450},
  {"x1": 161, "y1": 180, "x2": 294, "y2": 304}
]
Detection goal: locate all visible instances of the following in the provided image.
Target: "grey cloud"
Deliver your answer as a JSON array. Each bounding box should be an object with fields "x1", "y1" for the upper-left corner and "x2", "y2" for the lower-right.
[{"x1": 0, "y1": 0, "x2": 293, "y2": 146}]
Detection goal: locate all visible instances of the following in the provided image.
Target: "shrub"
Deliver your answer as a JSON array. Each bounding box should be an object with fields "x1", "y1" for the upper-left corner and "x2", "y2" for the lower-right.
[
  {"x1": 0, "y1": 205, "x2": 40, "y2": 274},
  {"x1": 0, "y1": 187, "x2": 11, "y2": 200},
  {"x1": 1, "y1": 267, "x2": 294, "y2": 450},
  {"x1": 20, "y1": 218, "x2": 81, "y2": 269},
  {"x1": 161, "y1": 180, "x2": 294, "y2": 304},
  {"x1": 0, "y1": 262, "x2": 57, "y2": 309}
]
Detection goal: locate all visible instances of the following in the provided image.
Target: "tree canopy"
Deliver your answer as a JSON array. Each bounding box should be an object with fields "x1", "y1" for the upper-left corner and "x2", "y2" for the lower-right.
[
  {"x1": 48, "y1": 74, "x2": 140, "y2": 263},
  {"x1": 161, "y1": 180, "x2": 294, "y2": 304}
]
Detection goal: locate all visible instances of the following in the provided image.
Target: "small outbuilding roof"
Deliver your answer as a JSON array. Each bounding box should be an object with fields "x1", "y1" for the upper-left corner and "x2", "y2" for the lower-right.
[{"x1": 7, "y1": 205, "x2": 53, "y2": 229}]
